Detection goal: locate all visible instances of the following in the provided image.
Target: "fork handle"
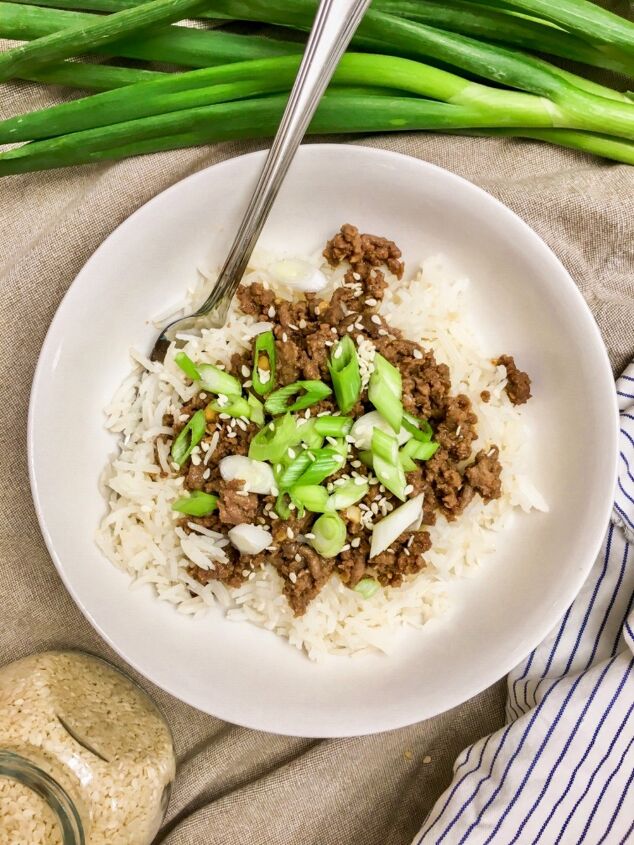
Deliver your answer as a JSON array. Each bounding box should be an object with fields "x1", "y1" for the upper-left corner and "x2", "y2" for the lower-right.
[{"x1": 196, "y1": 0, "x2": 372, "y2": 322}]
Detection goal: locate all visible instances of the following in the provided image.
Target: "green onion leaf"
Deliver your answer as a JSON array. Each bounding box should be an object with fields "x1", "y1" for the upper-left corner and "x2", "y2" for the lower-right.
[
  {"x1": 248, "y1": 413, "x2": 301, "y2": 463},
  {"x1": 309, "y1": 511, "x2": 347, "y2": 558},
  {"x1": 252, "y1": 330, "x2": 276, "y2": 395},
  {"x1": 328, "y1": 335, "x2": 362, "y2": 414},
  {"x1": 371, "y1": 428, "x2": 407, "y2": 501},
  {"x1": 208, "y1": 394, "x2": 250, "y2": 419},
  {"x1": 197, "y1": 363, "x2": 241, "y2": 397},
  {"x1": 300, "y1": 419, "x2": 325, "y2": 450},
  {"x1": 294, "y1": 447, "x2": 345, "y2": 486},
  {"x1": 368, "y1": 353, "x2": 402, "y2": 432},
  {"x1": 275, "y1": 491, "x2": 292, "y2": 519},
  {"x1": 276, "y1": 450, "x2": 314, "y2": 490},
  {"x1": 264, "y1": 379, "x2": 332, "y2": 415},
  {"x1": 171, "y1": 490, "x2": 218, "y2": 517},
  {"x1": 314, "y1": 415, "x2": 353, "y2": 437},
  {"x1": 328, "y1": 478, "x2": 369, "y2": 511},
  {"x1": 358, "y1": 449, "x2": 374, "y2": 469},
  {"x1": 402, "y1": 411, "x2": 433, "y2": 442},
  {"x1": 399, "y1": 439, "x2": 440, "y2": 469},
  {"x1": 354, "y1": 578, "x2": 380, "y2": 599},
  {"x1": 170, "y1": 409, "x2": 206, "y2": 467},
  {"x1": 247, "y1": 392, "x2": 264, "y2": 426},
  {"x1": 291, "y1": 484, "x2": 329, "y2": 514},
  {"x1": 174, "y1": 351, "x2": 200, "y2": 381}
]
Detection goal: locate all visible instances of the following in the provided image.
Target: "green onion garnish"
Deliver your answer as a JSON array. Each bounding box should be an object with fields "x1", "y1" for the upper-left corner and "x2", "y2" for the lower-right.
[
  {"x1": 328, "y1": 335, "x2": 362, "y2": 414},
  {"x1": 371, "y1": 428, "x2": 407, "y2": 501},
  {"x1": 291, "y1": 484, "x2": 329, "y2": 514},
  {"x1": 207, "y1": 395, "x2": 250, "y2": 419},
  {"x1": 357, "y1": 450, "x2": 374, "y2": 469},
  {"x1": 328, "y1": 478, "x2": 369, "y2": 511},
  {"x1": 197, "y1": 363, "x2": 242, "y2": 397},
  {"x1": 249, "y1": 413, "x2": 301, "y2": 463},
  {"x1": 276, "y1": 450, "x2": 314, "y2": 490},
  {"x1": 171, "y1": 490, "x2": 218, "y2": 517},
  {"x1": 402, "y1": 411, "x2": 433, "y2": 442},
  {"x1": 314, "y1": 415, "x2": 353, "y2": 437},
  {"x1": 247, "y1": 392, "x2": 264, "y2": 426},
  {"x1": 252, "y1": 330, "x2": 276, "y2": 395},
  {"x1": 354, "y1": 578, "x2": 380, "y2": 599},
  {"x1": 368, "y1": 353, "x2": 403, "y2": 433},
  {"x1": 174, "y1": 351, "x2": 200, "y2": 381},
  {"x1": 309, "y1": 511, "x2": 347, "y2": 558},
  {"x1": 170, "y1": 409, "x2": 206, "y2": 467},
  {"x1": 294, "y1": 447, "x2": 345, "y2": 486},
  {"x1": 264, "y1": 379, "x2": 332, "y2": 415},
  {"x1": 399, "y1": 439, "x2": 440, "y2": 470},
  {"x1": 275, "y1": 491, "x2": 292, "y2": 519},
  {"x1": 300, "y1": 419, "x2": 325, "y2": 451}
]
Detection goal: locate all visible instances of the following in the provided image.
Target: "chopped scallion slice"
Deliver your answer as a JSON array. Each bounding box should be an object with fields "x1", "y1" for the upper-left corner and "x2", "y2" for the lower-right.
[
  {"x1": 354, "y1": 578, "x2": 380, "y2": 599},
  {"x1": 247, "y1": 392, "x2": 264, "y2": 426},
  {"x1": 208, "y1": 394, "x2": 250, "y2": 419},
  {"x1": 371, "y1": 428, "x2": 406, "y2": 500},
  {"x1": 275, "y1": 491, "x2": 292, "y2": 519},
  {"x1": 368, "y1": 353, "x2": 402, "y2": 433},
  {"x1": 357, "y1": 449, "x2": 374, "y2": 469},
  {"x1": 276, "y1": 450, "x2": 314, "y2": 490},
  {"x1": 170, "y1": 409, "x2": 206, "y2": 467},
  {"x1": 328, "y1": 478, "x2": 369, "y2": 510},
  {"x1": 174, "y1": 351, "x2": 200, "y2": 381},
  {"x1": 291, "y1": 484, "x2": 329, "y2": 513},
  {"x1": 248, "y1": 413, "x2": 300, "y2": 463},
  {"x1": 314, "y1": 415, "x2": 353, "y2": 437},
  {"x1": 197, "y1": 363, "x2": 241, "y2": 397},
  {"x1": 300, "y1": 419, "x2": 325, "y2": 450},
  {"x1": 252, "y1": 330, "x2": 276, "y2": 395},
  {"x1": 294, "y1": 447, "x2": 344, "y2": 486},
  {"x1": 171, "y1": 490, "x2": 218, "y2": 517},
  {"x1": 328, "y1": 335, "x2": 362, "y2": 413},
  {"x1": 264, "y1": 379, "x2": 332, "y2": 415},
  {"x1": 402, "y1": 411, "x2": 433, "y2": 442},
  {"x1": 399, "y1": 439, "x2": 440, "y2": 470},
  {"x1": 309, "y1": 511, "x2": 347, "y2": 558}
]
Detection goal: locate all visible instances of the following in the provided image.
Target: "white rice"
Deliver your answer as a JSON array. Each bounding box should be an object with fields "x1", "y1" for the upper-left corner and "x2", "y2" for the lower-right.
[{"x1": 97, "y1": 252, "x2": 546, "y2": 661}]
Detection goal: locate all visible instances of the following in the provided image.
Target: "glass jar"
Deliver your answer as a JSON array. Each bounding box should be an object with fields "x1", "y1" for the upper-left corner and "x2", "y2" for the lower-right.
[{"x1": 0, "y1": 651, "x2": 176, "y2": 844}]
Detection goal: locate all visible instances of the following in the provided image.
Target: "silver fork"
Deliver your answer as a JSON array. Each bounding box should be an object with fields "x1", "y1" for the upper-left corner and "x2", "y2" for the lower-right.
[{"x1": 150, "y1": 0, "x2": 372, "y2": 363}]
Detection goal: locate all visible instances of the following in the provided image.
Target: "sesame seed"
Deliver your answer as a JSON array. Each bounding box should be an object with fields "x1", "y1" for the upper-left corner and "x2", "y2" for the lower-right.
[
  {"x1": 404, "y1": 484, "x2": 414, "y2": 495},
  {"x1": 371, "y1": 315, "x2": 382, "y2": 325},
  {"x1": 287, "y1": 527, "x2": 294, "y2": 539},
  {"x1": 179, "y1": 413, "x2": 189, "y2": 422},
  {"x1": 403, "y1": 548, "x2": 410, "y2": 556},
  {"x1": 241, "y1": 365, "x2": 250, "y2": 377},
  {"x1": 203, "y1": 468, "x2": 211, "y2": 480},
  {"x1": 289, "y1": 572, "x2": 298, "y2": 583},
  {"x1": 333, "y1": 345, "x2": 343, "y2": 359},
  {"x1": 267, "y1": 305, "x2": 276, "y2": 318},
  {"x1": 288, "y1": 323, "x2": 299, "y2": 331},
  {"x1": 378, "y1": 328, "x2": 389, "y2": 336},
  {"x1": 289, "y1": 502, "x2": 296, "y2": 511},
  {"x1": 299, "y1": 319, "x2": 307, "y2": 329},
  {"x1": 354, "y1": 476, "x2": 366, "y2": 486},
  {"x1": 351, "y1": 460, "x2": 362, "y2": 468},
  {"x1": 191, "y1": 453, "x2": 201, "y2": 465},
  {"x1": 365, "y1": 297, "x2": 377, "y2": 306},
  {"x1": 341, "y1": 544, "x2": 351, "y2": 552},
  {"x1": 353, "y1": 272, "x2": 361, "y2": 281},
  {"x1": 305, "y1": 532, "x2": 315, "y2": 540},
  {"x1": 244, "y1": 380, "x2": 253, "y2": 388},
  {"x1": 249, "y1": 572, "x2": 256, "y2": 581},
  {"x1": 330, "y1": 327, "x2": 337, "y2": 334},
  {"x1": 282, "y1": 332, "x2": 288, "y2": 343},
  {"x1": 407, "y1": 536, "x2": 414, "y2": 547},
  {"x1": 347, "y1": 324, "x2": 355, "y2": 332},
  {"x1": 371, "y1": 502, "x2": 379, "y2": 514},
  {"x1": 269, "y1": 512, "x2": 279, "y2": 520},
  {"x1": 200, "y1": 392, "x2": 207, "y2": 400},
  {"x1": 219, "y1": 412, "x2": 230, "y2": 420},
  {"x1": 288, "y1": 448, "x2": 296, "y2": 459},
  {"x1": 236, "y1": 489, "x2": 249, "y2": 497},
  {"x1": 325, "y1": 340, "x2": 334, "y2": 347},
  {"x1": 294, "y1": 553, "x2": 302, "y2": 562},
  {"x1": 423, "y1": 756, "x2": 432, "y2": 764},
  {"x1": 456, "y1": 425, "x2": 461, "y2": 436},
  {"x1": 304, "y1": 409, "x2": 311, "y2": 419},
  {"x1": 413, "y1": 349, "x2": 423, "y2": 360},
  {"x1": 314, "y1": 306, "x2": 321, "y2": 315},
  {"x1": 227, "y1": 431, "x2": 236, "y2": 439},
  {"x1": 242, "y1": 570, "x2": 250, "y2": 578}
]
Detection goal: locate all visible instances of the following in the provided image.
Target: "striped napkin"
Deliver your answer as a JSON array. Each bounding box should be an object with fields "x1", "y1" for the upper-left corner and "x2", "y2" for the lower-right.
[{"x1": 414, "y1": 363, "x2": 634, "y2": 845}]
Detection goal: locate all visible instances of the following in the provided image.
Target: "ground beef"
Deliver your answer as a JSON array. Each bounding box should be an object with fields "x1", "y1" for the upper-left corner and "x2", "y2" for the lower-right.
[
  {"x1": 324, "y1": 223, "x2": 404, "y2": 283},
  {"x1": 496, "y1": 354, "x2": 531, "y2": 405},
  {"x1": 480, "y1": 390, "x2": 491, "y2": 403},
  {"x1": 372, "y1": 530, "x2": 432, "y2": 587},
  {"x1": 236, "y1": 281, "x2": 275, "y2": 319},
  {"x1": 424, "y1": 448, "x2": 475, "y2": 519},
  {"x1": 184, "y1": 462, "x2": 207, "y2": 491},
  {"x1": 216, "y1": 479, "x2": 259, "y2": 525},
  {"x1": 435, "y1": 394, "x2": 478, "y2": 461},
  {"x1": 465, "y1": 447, "x2": 503, "y2": 501}
]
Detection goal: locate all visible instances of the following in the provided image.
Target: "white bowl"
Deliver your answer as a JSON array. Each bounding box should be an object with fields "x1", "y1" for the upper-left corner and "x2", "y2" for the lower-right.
[{"x1": 28, "y1": 145, "x2": 618, "y2": 737}]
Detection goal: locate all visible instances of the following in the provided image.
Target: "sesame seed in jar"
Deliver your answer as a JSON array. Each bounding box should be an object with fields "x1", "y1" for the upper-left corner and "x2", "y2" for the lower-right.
[{"x1": 413, "y1": 349, "x2": 423, "y2": 360}]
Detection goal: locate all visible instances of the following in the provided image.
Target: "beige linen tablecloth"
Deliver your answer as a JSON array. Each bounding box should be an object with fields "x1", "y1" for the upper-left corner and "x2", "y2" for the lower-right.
[{"x1": 1, "y1": 78, "x2": 633, "y2": 845}]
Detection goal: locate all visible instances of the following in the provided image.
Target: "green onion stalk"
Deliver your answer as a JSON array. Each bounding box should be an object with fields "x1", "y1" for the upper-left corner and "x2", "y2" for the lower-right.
[
  {"x1": 0, "y1": 2, "x2": 301, "y2": 77},
  {"x1": 3, "y1": 90, "x2": 633, "y2": 178},
  {"x1": 204, "y1": 0, "x2": 634, "y2": 113}
]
